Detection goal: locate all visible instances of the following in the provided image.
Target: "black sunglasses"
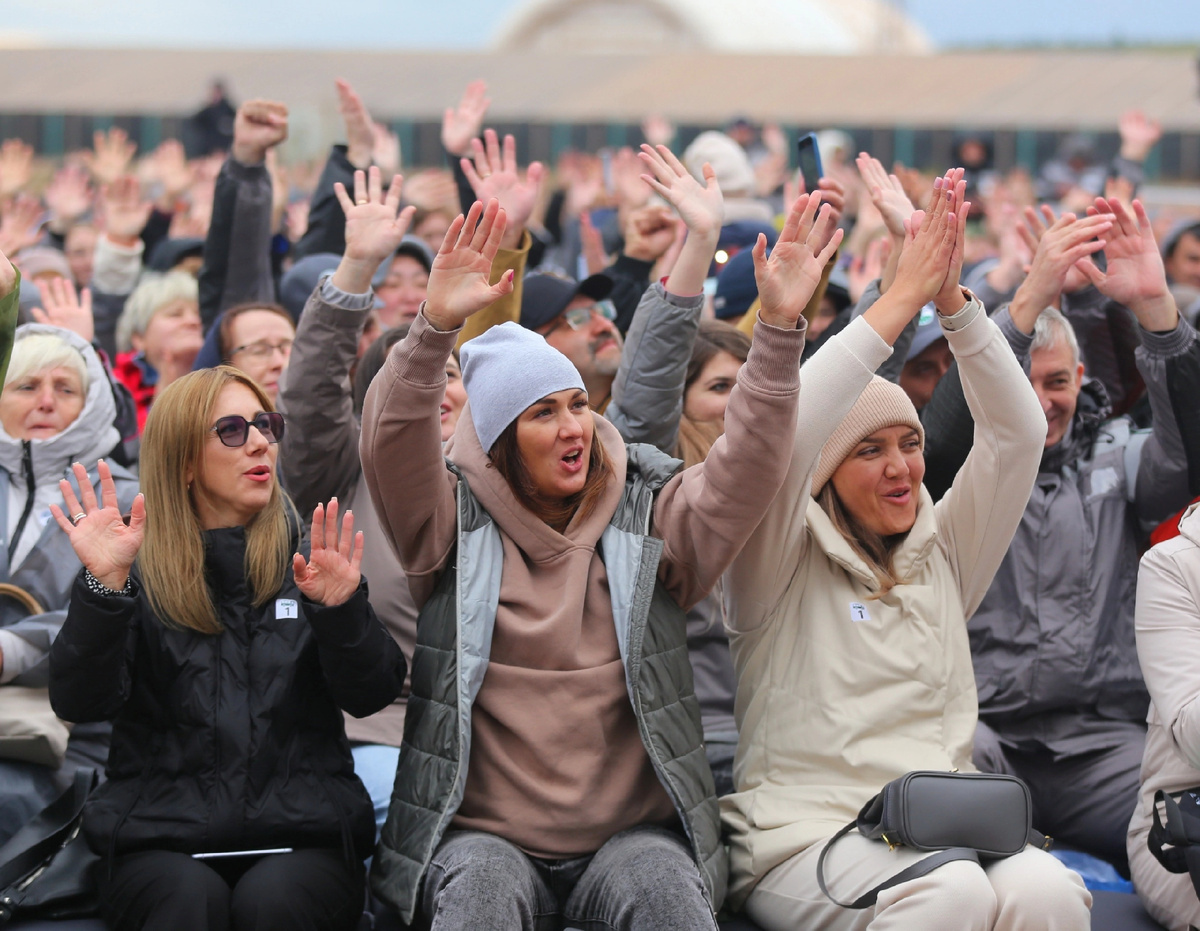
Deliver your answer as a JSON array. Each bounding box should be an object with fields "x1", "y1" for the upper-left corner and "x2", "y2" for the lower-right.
[{"x1": 210, "y1": 411, "x2": 285, "y2": 448}]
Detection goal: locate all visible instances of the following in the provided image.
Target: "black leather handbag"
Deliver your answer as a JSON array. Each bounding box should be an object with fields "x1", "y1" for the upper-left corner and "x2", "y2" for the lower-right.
[
  {"x1": 1147, "y1": 786, "x2": 1200, "y2": 899},
  {"x1": 0, "y1": 767, "x2": 100, "y2": 926},
  {"x1": 817, "y1": 770, "x2": 1051, "y2": 908}
]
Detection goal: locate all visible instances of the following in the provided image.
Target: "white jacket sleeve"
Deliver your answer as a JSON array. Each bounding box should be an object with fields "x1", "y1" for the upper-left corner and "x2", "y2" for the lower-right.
[
  {"x1": 932, "y1": 297, "x2": 1047, "y2": 617},
  {"x1": 92, "y1": 235, "x2": 144, "y2": 295},
  {"x1": 1136, "y1": 536, "x2": 1200, "y2": 770},
  {"x1": 725, "y1": 315, "x2": 893, "y2": 634}
]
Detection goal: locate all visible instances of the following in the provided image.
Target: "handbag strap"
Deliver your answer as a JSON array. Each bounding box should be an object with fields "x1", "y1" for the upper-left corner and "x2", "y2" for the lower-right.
[
  {"x1": 1148, "y1": 789, "x2": 1194, "y2": 874},
  {"x1": 816, "y1": 819, "x2": 982, "y2": 909},
  {"x1": 0, "y1": 767, "x2": 95, "y2": 890}
]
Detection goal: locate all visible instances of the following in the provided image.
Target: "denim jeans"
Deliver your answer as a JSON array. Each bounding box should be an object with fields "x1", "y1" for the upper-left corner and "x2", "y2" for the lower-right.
[
  {"x1": 421, "y1": 825, "x2": 717, "y2": 931},
  {"x1": 350, "y1": 743, "x2": 400, "y2": 838}
]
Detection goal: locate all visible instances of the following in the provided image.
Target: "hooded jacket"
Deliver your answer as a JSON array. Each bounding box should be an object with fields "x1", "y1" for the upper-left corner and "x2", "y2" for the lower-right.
[
  {"x1": 721, "y1": 300, "x2": 1046, "y2": 906},
  {"x1": 48, "y1": 525, "x2": 406, "y2": 864},
  {"x1": 0, "y1": 323, "x2": 137, "y2": 687}
]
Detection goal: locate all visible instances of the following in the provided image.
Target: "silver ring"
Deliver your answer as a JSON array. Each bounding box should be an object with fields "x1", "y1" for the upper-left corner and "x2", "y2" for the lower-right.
[
  {"x1": 71, "y1": 512, "x2": 86, "y2": 525},
  {"x1": 356, "y1": 198, "x2": 368, "y2": 205}
]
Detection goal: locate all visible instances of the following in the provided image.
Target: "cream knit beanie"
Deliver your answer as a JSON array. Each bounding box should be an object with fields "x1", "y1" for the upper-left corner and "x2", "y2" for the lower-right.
[{"x1": 811, "y1": 376, "x2": 924, "y2": 496}]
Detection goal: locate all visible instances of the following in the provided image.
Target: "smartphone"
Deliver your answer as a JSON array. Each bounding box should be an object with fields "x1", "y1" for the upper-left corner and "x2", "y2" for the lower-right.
[{"x1": 796, "y1": 132, "x2": 823, "y2": 190}]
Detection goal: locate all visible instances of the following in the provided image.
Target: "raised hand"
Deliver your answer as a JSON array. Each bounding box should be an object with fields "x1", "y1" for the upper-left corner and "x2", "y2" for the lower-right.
[
  {"x1": 85, "y1": 128, "x2": 136, "y2": 186},
  {"x1": 0, "y1": 194, "x2": 42, "y2": 257},
  {"x1": 372, "y1": 122, "x2": 402, "y2": 179},
  {"x1": 637, "y1": 143, "x2": 723, "y2": 238},
  {"x1": 622, "y1": 203, "x2": 678, "y2": 264},
  {"x1": 1009, "y1": 206, "x2": 1112, "y2": 331},
  {"x1": 441, "y1": 80, "x2": 490, "y2": 158},
  {"x1": 0, "y1": 139, "x2": 34, "y2": 199},
  {"x1": 638, "y1": 143, "x2": 723, "y2": 295},
  {"x1": 293, "y1": 499, "x2": 363, "y2": 608},
  {"x1": 641, "y1": 115, "x2": 676, "y2": 150},
  {"x1": 145, "y1": 139, "x2": 194, "y2": 210},
  {"x1": 889, "y1": 168, "x2": 966, "y2": 313},
  {"x1": 32, "y1": 277, "x2": 95, "y2": 342},
  {"x1": 231, "y1": 100, "x2": 289, "y2": 167},
  {"x1": 611, "y1": 147, "x2": 650, "y2": 211},
  {"x1": 752, "y1": 192, "x2": 843, "y2": 329},
  {"x1": 423, "y1": 199, "x2": 513, "y2": 332},
  {"x1": 335, "y1": 79, "x2": 375, "y2": 170},
  {"x1": 579, "y1": 211, "x2": 608, "y2": 275},
  {"x1": 846, "y1": 235, "x2": 890, "y2": 305},
  {"x1": 331, "y1": 166, "x2": 415, "y2": 293},
  {"x1": 99, "y1": 175, "x2": 153, "y2": 246},
  {"x1": 1119, "y1": 110, "x2": 1162, "y2": 163},
  {"x1": 461, "y1": 129, "x2": 544, "y2": 249},
  {"x1": 50, "y1": 461, "x2": 145, "y2": 592},
  {"x1": 856, "y1": 152, "x2": 915, "y2": 239},
  {"x1": 44, "y1": 165, "x2": 94, "y2": 230},
  {"x1": 1080, "y1": 197, "x2": 1177, "y2": 331}
]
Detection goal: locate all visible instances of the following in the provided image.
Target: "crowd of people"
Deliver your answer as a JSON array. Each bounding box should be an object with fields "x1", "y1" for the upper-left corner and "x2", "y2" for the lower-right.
[{"x1": 1, "y1": 73, "x2": 1200, "y2": 931}]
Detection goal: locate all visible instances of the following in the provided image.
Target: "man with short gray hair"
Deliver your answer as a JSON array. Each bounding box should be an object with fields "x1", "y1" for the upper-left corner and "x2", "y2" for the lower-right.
[{"x1": 957, "y1": 199, "x2": 1198, "y2": 873}]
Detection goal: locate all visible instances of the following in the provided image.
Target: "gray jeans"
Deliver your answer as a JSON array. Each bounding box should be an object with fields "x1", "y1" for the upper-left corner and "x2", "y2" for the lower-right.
[{"x1": 420, "y1": 825, "x2": 718, "y2": 931}]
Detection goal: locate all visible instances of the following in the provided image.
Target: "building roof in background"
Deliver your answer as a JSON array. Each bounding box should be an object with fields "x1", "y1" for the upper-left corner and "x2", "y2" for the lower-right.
[
  {"x1": 0, "y1": 47, "x2": 1196, "y2": 130},
  {"x1": 492, "y1": 0, "x2": 931, "y2": 54}
]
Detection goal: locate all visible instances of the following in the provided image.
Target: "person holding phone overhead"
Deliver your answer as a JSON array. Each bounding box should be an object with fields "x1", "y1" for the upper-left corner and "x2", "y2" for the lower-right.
[{"x1": 48, "y1": 365, "x2": 405, "y2": 931}]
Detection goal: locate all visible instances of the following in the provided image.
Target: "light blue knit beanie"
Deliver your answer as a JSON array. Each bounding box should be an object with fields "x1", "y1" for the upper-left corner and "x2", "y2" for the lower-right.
[{"x1": 459, "y1": 322, "x2": 586, "y2": 453}]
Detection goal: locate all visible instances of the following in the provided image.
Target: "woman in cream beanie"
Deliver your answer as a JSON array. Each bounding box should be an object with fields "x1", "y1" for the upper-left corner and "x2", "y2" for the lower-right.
[{"x1": 721, "y1": 171, "x2": 1089, "y2": 929}]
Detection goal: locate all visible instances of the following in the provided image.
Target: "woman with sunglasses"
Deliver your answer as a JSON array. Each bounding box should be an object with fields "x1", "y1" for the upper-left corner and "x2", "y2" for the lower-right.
[{"x1": 47, "y1": 365, "x2": 406, "y2": 931}]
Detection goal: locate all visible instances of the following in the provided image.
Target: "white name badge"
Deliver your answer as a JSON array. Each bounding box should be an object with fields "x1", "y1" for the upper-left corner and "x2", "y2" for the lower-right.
[
  {"x1": 849, "y1": 602, "x2": 872, "y2": 623},
  {"x1": 275, "y1": 599, "x2": 298, "y2": 620}
]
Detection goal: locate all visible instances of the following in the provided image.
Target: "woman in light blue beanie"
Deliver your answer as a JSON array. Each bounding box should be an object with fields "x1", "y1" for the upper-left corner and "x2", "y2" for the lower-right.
[{"x1": 360, "y1": 148, "x2": 841, "y2": 929}]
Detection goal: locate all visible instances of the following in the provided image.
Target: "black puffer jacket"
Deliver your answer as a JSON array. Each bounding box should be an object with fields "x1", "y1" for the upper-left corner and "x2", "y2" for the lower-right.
[{"x1": 48, "y1": 525, "x2": 405, "y2": 864}]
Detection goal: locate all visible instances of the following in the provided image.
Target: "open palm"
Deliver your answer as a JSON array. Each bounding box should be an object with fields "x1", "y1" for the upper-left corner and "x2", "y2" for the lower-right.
[
  {"x1": 293, "y1": 499, "x2": 363, "y2": 608},
  {"x1": 334, "y1": 166, "x2": 414, "y2": 266},
  {"x1": 638, "y1": 144, "x2": 723, "y2": 237},
  {"x1": 50, "y1": 461, "x2": 144, "y2": 590},
  {"x1": 1083, "y1": 197, "x2": 1165, "y2": 307},
  {"x1": 754, "y1": 192, "x2": 843, "y2": 328},
  {"x1": 423, "y1": 199, "x2": 514, "y2": 331}
]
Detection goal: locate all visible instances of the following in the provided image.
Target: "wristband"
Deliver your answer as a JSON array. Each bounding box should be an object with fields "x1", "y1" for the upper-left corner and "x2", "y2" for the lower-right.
[{"x1": 84, "y1": 568, "x2": 134, "y2": 598}]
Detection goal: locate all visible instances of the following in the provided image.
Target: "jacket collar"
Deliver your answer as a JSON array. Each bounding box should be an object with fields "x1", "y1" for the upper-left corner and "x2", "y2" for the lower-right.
[
  {"x1": 444, "y1": 402, "x2": 626, "y2": 563},
  {"x1": 203, "y1": 526, "x2": 248, "y2": 590},
  {"x1": 805, "y1": 484, "x2": 940, "y2": 591},
  {"x1": 1179, "y1": 501, "x2": 1200, "y2": 548},
  {"x1": 1040, "y1": 378, "x2": 1109, "y2": 474}
]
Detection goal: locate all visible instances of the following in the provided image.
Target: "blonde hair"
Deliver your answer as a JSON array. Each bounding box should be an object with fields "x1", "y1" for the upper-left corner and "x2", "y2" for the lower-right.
[
  {"x1": 138, "y1": 366, "x2": 295, "y2": 634},
  {"x1": 816, "y1": 482, "x2": 903, "y2": 596},
  {"x1": 4, "y1": 333, "x2": 89, "y2": 392},
  {"x1": 116, "y1": 272, "x2": 199, "y2": 354}
]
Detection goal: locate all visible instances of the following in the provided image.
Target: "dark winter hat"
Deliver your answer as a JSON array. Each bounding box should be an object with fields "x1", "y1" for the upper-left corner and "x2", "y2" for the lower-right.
[{"x1": 519, "y1": 271, "x2": 613, "y2": 331}]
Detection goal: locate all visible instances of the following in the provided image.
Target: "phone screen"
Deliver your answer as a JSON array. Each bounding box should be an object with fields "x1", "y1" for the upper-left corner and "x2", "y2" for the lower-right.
[{"x1": 796, "y1": 133, "x2": 823, "y2": 190}]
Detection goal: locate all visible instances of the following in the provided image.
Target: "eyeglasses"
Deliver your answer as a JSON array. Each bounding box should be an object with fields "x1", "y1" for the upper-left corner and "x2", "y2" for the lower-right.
[
  {"x1": 210, "y1": 411, "x2": 285, "y2": 448},
  {"x1": 229, "y1": 339, "x2": 294, "y2": 360},
  {"x1": 544, "y1": 300, "x2": 617, "y2": 335}
]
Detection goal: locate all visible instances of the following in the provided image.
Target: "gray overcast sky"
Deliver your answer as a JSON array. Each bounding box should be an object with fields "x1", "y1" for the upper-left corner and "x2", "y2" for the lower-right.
[{"x1": 1, "y1": 0, "x2": 1198, "y2": 49}]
